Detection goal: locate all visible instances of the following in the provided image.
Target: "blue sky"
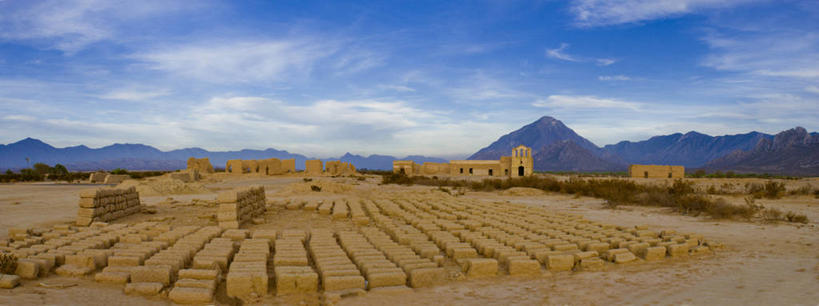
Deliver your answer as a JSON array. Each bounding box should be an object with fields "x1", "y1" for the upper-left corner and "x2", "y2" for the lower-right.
[{"x1": 0, "y1": 0, "x2": 817, "y2": 158}]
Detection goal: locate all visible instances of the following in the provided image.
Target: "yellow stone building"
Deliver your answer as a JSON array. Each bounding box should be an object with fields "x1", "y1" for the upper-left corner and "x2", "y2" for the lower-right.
[
  {"x1": 393, "y1": 145, "x2": 534, "y2": 177},
  {"x1": 628, "y1": 164, "x2": 685, "y2": 178}
]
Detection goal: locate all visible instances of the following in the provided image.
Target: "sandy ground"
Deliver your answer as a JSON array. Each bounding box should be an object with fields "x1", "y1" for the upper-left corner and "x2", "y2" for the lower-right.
[{"x1": 1, "y1": 176, "x2": 817, "y2": 305}]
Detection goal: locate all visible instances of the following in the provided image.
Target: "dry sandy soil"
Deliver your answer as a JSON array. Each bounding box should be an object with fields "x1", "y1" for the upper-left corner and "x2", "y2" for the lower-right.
[{"x1": 1, "y1": 175, "x2": 817, "y2": 305}]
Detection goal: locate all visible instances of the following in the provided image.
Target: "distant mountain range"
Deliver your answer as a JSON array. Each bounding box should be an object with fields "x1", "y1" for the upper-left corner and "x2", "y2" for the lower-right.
[
  {"x1": 469, "y1": 116, "x2": 819, "y2": 175},
  {"x1": 0, "y1": 138, "x2": 446, "y2": 171},
  {"x1": 3, "y1": 116, "x2": 817, "y2": 175}
]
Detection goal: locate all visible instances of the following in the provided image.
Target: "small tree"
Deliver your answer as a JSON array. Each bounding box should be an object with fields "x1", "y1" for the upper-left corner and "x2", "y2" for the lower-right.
[
  {"x1": 53, "y1": 164, "x2": 69, "y2": 176},
  {"x1": 33, "y1": 163, "x2": 52, "y2": 175}
]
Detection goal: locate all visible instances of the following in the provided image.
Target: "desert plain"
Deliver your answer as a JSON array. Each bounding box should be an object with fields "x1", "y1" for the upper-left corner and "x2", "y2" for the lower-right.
[{"x1": 0, "y1": 173, "x2": 817, "y2": 305}]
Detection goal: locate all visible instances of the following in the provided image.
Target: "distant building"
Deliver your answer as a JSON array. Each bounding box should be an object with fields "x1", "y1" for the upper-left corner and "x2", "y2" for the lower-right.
[
  {"x1": 629, "y1": 164, "x2": 684, "y2": 178},
  {"x1": 393, "y1": 145, "x2": 534, "y2": 177}
]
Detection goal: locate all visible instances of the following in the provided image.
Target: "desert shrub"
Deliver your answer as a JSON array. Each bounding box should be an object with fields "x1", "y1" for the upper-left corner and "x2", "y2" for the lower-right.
[
  {"x1": 381, "y1": 172, "x2": 416, "y2": 185},
  {"x1": 761, "y1": 207, "x2": 784, "y2": 222},
  {"x1": 0, "y1": 252, "x2": 17, "y2": 274},
  {"x1": 785, "y1": 211, "x2": 809, "y2": 224},
  {"x1": 704, "y1": 198, "x2": 759, "y2": 219},
  {"x1": 762, "y1": 181, "x2": 786, "y2": 199},
  {"x1": 127, "y1": 171, "x2": 168, "y2": 179},
  {"x1": 814, "y1": 190, "x2": 819, "y2": 199},
  {"x1": 303, "y1": 178, "x2": 313, "y2": 182},
  {"x1": 310, "y1": 185, "x2": 322, "y2": 192},
  {"x1": 380, "y1": 174, "x2": 776, "y2": 220},
  {"x1": 788, "y1": 185, "x2": 813, "y2": 196},
  {"x1": 111, "y1": 168, "x2": 128, "y2": 175},
  {"x1": 745, "y1": 182, "x2": 763, "y2": 196}
]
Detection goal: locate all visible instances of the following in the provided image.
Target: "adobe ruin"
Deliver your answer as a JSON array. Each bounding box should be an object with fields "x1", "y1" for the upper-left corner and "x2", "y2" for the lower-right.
[{"x1": 393, "y1": 145, "x2": 534, "y2": 177}]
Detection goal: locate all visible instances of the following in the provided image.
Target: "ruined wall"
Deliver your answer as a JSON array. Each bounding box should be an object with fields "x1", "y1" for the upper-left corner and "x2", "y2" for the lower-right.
[
  {"x1": 305, "y1": 159, "x2": 323, "y2": 174},
  {"x1": 449, "y1": 161, "x2": 502, "y2": 176},
  {"x1": 169, "y1": 170, "x2": 199, "y2": 182},
  {"x1": 281, "y1": 159, "x2": 296, "y2": 173},
  {"x1": 629, "y1": 165, "x2": 685, "y2": 179},
  {"x1": 103, "y1": 174, "x2": 130, "y2": 184},
  {"x1": 420, "y1": 162, "x2": 450, "y2": 175},
  {"x1": 226, "y1": 160, "x2": 244, "y2": 174},
  {"x1": 89, "y1": 172, "x2": 107, "y2": 183},
  {"x1": 258, "y1": 158, "x2": 282, "y2": 175},
  {"x1": 216, "y1": 186, "x2": 266, "y2": 229},
  {"x1": 242, "y1": 160, "x2": 259, "y2": 174},
  {"x1": 323, "y1": 161, "x2": 356, "y2": 176},
  {"x1": 499, "y1": 156, "x2": 512, "y2": 177},
  {"x1": 186, "y1": 157, "x2": 214, "y2": 173},
  {"x1": 76, "y1": 187, "x2": 141, "y2": 226},
  {"x1": 393, "y1": 161, "x2": 416, "y2": 176}
]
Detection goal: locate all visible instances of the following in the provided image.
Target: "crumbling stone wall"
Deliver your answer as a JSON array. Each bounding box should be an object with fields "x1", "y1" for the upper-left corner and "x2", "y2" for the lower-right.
[
  {"x1": 89, "y1": 172, "x2": 107, "y2": 183},
  {"x1": 323, "y1": 161, "x2": 357, "y2": 176},
  {"x1": 103, "y1": 174, "x2": 130, "y2": 184},
  {"x1": 216, "y1": 186, "x2": 266, "y2": 229},
  {"x1": 257, "y1": 158, "x2": 281, "y2": 175},
  {"x1": 629, "y1": 165, "x2": 685, "y2": 178},
  {"x1": 169, "y1": 170, "x2": 199, "y2": 182},
  {"x1": 421, "y1": 162, "x2": 450, "y2": 175},
  {"x1": 186, "y1": 157, "x2": 214, "y2": 173},
  {"x1": 226, "y1": 160, "x2": 244, "y2": 174},
  {"x1": 305, "y1": 160, "x2": 323, "y2": 174},
  {"x1": 76, "y1": 187, "x2": 141, "y2": 226},
  {"x1": 281, "y1": 159, "x2": 296, "y2": 173}
]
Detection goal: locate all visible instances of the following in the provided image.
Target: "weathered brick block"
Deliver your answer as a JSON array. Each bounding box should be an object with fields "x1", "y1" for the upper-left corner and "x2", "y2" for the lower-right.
[
  {"x1": 322, "y1": 275, "x2": 366, "y2": 291},
  {"x1": 408, "y1": 267, "x2": 445, "y2": 288},
  {"x1": 640, "y1": 246, "x2": 667, "y2": 261},
  {"x1": 508, "y1": 259, "x2": 541, "y2": 276},
  {"x1": 169, "y1": 286, "x2": 215, "y2": 304},
  {"x1": 366, "y1": 271, "x2": 407, "y2": 289},
  {"x1": 545, "y1": 254, "x2": 574, "y2": 272},
  {"x1": 464, "y1": 258, "x2": 497, "y2": 277},
  {"x1": 124, "y1": 282, "x2": 164, "y2": 296},
  {"x1": 130, "y1": 265, "x2": 172, "y2": 286}
]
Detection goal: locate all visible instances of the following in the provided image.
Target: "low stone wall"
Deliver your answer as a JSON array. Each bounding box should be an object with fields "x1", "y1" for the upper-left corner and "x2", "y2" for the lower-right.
[
  {"x1": 76, "y1": 187, "x2": 141, "y2": 226},
  {"x1": 216, "y1": 186, "x2": 266, "y2": 229},
  {"x1": 103, "y1": 174, "x2": 130, "y2": 184}
]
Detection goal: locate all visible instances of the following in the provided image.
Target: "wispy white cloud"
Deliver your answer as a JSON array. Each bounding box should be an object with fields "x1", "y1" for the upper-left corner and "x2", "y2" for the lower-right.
[
  {"x1": 598, "y1": 75, "x2": 631, "y2": 81},
  {"x1": 701, "y1": 30, "x2": 819, "y2": 79},
  {"x1": 546, "y1": 43, "x2": 618, "y2": 66},
  {"x1": 0, "y1": 0, "x2": 207, "y2": 53},
  {"x1": 546, "y1": 43, "x2": 580, "y2": 62},
  {"x1": 596, "y1": 58, "x2": 617, "y2": 66},
  {"x1": 379, "y1": 84, "x2": 416, "y2": 92},
  {"x1": 532, "y1": 95, "x2": 642, "y2": 110},
  {"x1": 570, "y1": 0, "x2": 757, "y2": 27},
  {"x1": 133, "y1": 39, "x2": 336, "y2": 83},
  {"x1": 806, "y1": 86, "x2": 819, "y2": 94},
  {"x1": 97, "y1": 88, "x2": 171, "y2": 101}
]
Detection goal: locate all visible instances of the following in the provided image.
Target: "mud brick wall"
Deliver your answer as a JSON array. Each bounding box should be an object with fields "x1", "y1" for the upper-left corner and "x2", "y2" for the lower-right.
[
  {"x1": 76, "y1": 187, "x2": 141, "y2": 226},
  {"x1": 216, "y1": 186, "x2": 266, "y2": 229}
]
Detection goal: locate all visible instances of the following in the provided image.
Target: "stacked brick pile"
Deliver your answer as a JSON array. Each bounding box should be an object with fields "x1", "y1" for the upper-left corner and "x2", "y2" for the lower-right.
[
  {"x1": 273, "y1": 230, "x2": 318, "y2": 295},
  {"x1": 226, "y1": 238, "x2": 271, "y2": 301},
  {"x1": 217, "y1": 186, "x2": 266, "y2": 229},
  {"x1": 307, "y1": 230, "x2": 366, "y2": 292},
  {"x1": 76, "y1": 187, "x2": 141, "y2": 226}
]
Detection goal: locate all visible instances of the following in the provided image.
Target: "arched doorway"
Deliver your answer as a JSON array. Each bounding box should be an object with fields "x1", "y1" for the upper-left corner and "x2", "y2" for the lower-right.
[{"x1": 518, "y1": 166, "x2": 524, "y2": 176}]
